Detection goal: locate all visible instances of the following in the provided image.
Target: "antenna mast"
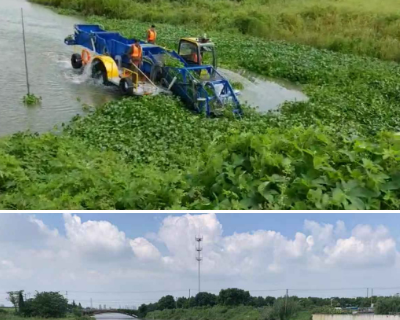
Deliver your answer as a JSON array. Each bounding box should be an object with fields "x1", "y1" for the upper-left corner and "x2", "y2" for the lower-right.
[{"x1": 195, "y1": 235, "x2": 203, "y2": 293}]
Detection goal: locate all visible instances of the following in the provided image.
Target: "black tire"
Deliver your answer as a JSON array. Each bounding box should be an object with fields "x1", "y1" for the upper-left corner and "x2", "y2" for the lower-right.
[
  {"x1": 120, "y1": 78, "x2": 134, "y2": 96},
  {"x1": 71, "y1": 53, "x2": 83, "y2": 69},
  {"x1": 91, "y1": 59, "x2": 108, "y2": 85}
]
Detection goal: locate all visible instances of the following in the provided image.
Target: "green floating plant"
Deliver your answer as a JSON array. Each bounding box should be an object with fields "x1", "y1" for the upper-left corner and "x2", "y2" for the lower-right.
[{"x1": 23, "y1": 94, "x2": 42, "y2": 106}]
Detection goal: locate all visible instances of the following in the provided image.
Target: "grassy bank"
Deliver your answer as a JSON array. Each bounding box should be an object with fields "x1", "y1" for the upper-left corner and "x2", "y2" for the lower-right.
[
  {"x1": 2, "y1": 14, "x2": 400, "y2": 209},
  {"x1": 0, "y1": 314, "x2": 70, "y2": 320},
  {"x1": 146, "y1": 306, "x2": 265, "y2": 320},
  {"x1": 30, "y1": 0, "x2": 400, "y2": 61},
  {"x1": 0, "y1": 310, "x2": 14, "y2": 314},
  {"x1": 145, "y1": 307, "x2": 311, "y2": 320}
]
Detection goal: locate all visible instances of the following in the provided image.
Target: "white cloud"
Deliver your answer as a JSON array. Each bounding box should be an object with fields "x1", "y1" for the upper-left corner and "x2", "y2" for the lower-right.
[
  {"x1": 63, "y1": 213, "x2": 127, "y2": 253},
  {"x1": 0, "y1": 259, "x2": 29, "y2": 281},
  {"x1": 130, "y1": 237, "x2": 161, "y2": 261},
  {"x1": 304, "y1": 220, "x2": 334, "y2": 250},
  {"x1": 29, "y1": 215, "x2": 59, "y2": 238},
  {"x1": 324, "y1": 225, "x2": 397, "y2": 267}
]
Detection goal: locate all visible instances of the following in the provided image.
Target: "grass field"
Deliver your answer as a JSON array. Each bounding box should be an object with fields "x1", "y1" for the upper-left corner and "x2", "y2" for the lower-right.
[{"x1": 30, "y1": 0, "x2": 400, "y2": 61}]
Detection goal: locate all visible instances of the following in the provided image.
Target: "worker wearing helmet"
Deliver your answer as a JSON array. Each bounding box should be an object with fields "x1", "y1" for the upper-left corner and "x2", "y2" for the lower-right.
[
  {"x1": 147, "y1": 25, "x2": 157, "y2": 44},
  {"x1": 129, "y1": 39, "x2": 143, "y2": 68}
]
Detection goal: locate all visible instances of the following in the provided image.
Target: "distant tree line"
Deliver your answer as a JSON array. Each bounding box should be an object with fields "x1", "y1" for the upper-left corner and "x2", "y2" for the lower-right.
[
  {"x1": 138, "y1": 289, "x2": 400, "y2": 318},
  {"x1": 375, "y1": 297, "x2": 400, "y2": 314},
  {"x1": 139, "y1": 289, "x2": 284, "y2": 317}
]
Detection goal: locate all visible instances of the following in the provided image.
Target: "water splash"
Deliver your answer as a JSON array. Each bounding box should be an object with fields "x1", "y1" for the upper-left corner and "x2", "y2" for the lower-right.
[{"x1": 62, "y1": 59, "x2": 96, "y2": 84}]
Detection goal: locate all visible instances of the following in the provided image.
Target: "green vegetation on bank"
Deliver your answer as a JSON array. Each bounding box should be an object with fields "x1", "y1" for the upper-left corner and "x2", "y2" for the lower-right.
[
  {"x1": 0, "y1": 315, "x2": 70, "y2": 320},
  {"x1": 0, "y1": 309, "x2": 13, "y2": 314},
  {"x1": 6, "y1": 291, "x2": 69, "y2": 318},
  {"x1": 142, "y1": 290, "x2": 300, "y2": 320},
  {"x1": 30, "y1": 0, "x2": 400, "y2": 61},
  {"x1": 2, "y1": 291, "x2": 92, "y2": 320},
  {"x1": 144, "y1": 297, "x2": 400, "y2": 320},
  {"x1": 146, "y1": 306, "x2": 268, "y2": 320},
  {"x1": 139, "y1": 289, "x2": 400, "y2": 320},
  {"x1": 1, "y1": 15, "x2": 400, "y2": 209},
  {"x1": 146, "y1": 309, "x2": 312, "y2": 320}
]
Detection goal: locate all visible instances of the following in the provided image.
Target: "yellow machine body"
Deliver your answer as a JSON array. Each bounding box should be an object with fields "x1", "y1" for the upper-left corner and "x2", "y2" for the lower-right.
[{"x1": 92, "y1": 55, "x2": 119, "y2": 79}]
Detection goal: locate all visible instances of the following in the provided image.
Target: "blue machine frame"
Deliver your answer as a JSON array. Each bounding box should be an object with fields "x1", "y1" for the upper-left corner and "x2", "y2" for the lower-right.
[{"x1": 65, "y1": 24, "x2": 241, "y2": 115}]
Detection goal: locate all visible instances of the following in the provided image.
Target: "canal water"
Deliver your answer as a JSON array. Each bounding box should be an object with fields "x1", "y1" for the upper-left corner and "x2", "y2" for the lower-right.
[
  {"x1": 0, "y1": 0, "x2": 119, "y2": 136},
  {"x1": 94, "y1": 313, "x2": 136, "y2": 320},
  {"x1": 218, "y1": 68, "x2": 308, "y2": 113},
  {"x1": 0, "y1": 0, "x2": 308, "y2": 137}
]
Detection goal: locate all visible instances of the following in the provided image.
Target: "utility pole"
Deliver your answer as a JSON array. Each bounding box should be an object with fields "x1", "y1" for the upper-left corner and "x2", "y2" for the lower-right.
[
  {"x1": 285, "y1": 289, "x2": 288, "y2": 314},
  {"x1": 91, "y1": 298, "x2": 93, "y2": 309},
  {"x1": 367, "y1": 288, "x2": 369, "y2": 298},
  {"x1": 371, "y1": 289, "x2": 374, "y2": 307},
  {"x1": 20, "y1": 8, "x2": 30, "y2": 95},
  {"x1": 66, "y1": 291, "x2": 68, "y2": 302},
  {"x1": 195, "y1": 236, "x2": 203, "y2": 294}
]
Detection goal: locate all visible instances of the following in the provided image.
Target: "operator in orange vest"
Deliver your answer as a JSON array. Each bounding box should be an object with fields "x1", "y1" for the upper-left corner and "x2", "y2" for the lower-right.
[
  {"x1": 147, "y1": 25, "x2": 157, "y2": 44},
  {"x1": 190, "y1": 47, "x2": 200, "y2": 64},
  {"x1": 191, "y1": 51, "x2": 199, "y2": 64},
  {"x1": 129, "y1": 39, "x2": 143, "y2": 68}
]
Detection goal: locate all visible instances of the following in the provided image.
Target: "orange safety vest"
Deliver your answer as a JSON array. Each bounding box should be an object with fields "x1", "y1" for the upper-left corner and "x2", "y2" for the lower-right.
[
  {"x1": 147, "y1": 29, "x2": 156, "y2": 42},
  {"x1": 131, "y1": 45, "x2": 142, "y2": 59}
]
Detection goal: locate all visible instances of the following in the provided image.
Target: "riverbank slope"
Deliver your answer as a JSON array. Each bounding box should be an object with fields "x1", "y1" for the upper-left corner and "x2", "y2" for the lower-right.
[
  {"x1": 145, "y1": 307, "x2": 311, "y2": 320},
  {"x1": 30, "y1": 0, "x2": 400, "y2": 61}
]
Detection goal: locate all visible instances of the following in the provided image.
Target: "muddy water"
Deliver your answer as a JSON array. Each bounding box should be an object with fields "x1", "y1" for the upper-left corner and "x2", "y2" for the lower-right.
[
  {"x1": 219, "y1": 68, "x2": 308, "y2": 112},
  {"x1": 0, "y1": 0, "x2": 119, "y2": 136}
]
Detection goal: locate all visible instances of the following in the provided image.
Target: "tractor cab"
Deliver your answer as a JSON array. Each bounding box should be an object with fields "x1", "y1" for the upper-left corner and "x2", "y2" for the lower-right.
[{"x1": 178, "y1": 37, "x2": 217, "y2": 69}]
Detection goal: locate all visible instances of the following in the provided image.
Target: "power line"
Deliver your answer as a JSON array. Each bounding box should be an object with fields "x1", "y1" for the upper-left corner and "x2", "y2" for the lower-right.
[
  {"x1": 68, "y1": 298, "x2": 158, "y2": 302},
  {"x1": 5, "y1": 287, "x2": 395, "y2": 294},
  {"x1": 65, "y1": 289, "x2": 191, "y2": 294}
]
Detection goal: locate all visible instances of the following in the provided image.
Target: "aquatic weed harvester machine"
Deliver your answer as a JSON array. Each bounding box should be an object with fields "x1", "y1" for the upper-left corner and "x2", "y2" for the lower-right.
[{"x1": 64, "y1": 24, "x2": 241, "y2": 115}]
